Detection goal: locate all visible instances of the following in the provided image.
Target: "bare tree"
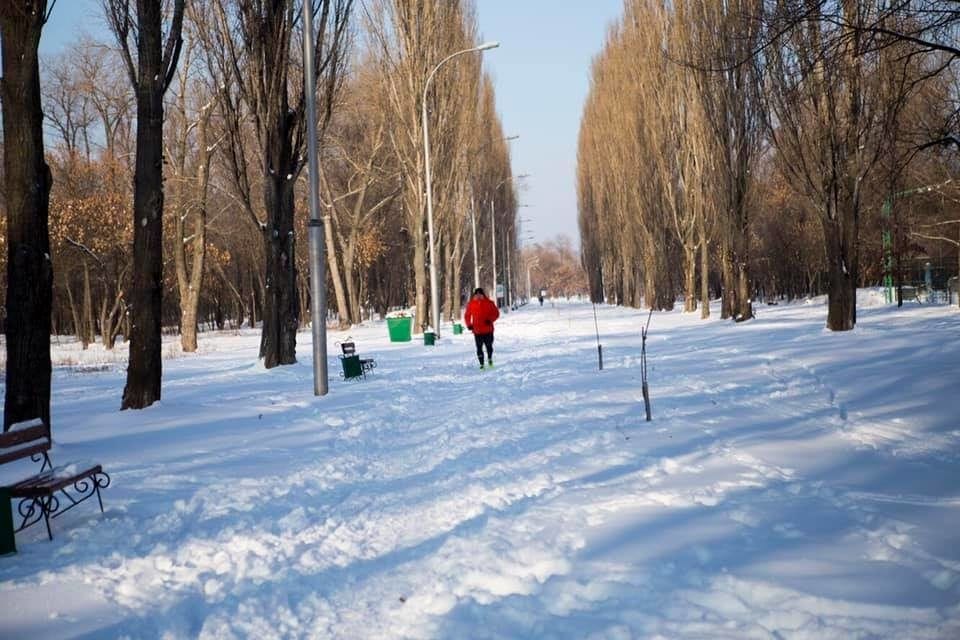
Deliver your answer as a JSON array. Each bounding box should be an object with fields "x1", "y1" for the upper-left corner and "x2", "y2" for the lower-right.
[
  {"x1": 167, "y1": 34, "x2": 219, "y2": 352},
  {"x1": 761, "y1": 0, "x2": 903, "y2": 330},
  {"x1": 103, "y1": 0, "x2": 187, "y2": 408},
  {"x1": 197, "y1": 0, "x2": 353, "y2": 367},
  {"x1": 366, "y1": 0, "x2": 486, "y2": 331},
  {"x1": 682, "y1": 0, "x2": 764, "y2": 322}
]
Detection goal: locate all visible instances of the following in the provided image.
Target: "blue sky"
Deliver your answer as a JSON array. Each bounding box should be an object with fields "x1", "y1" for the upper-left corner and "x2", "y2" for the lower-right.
[{"x1": 39, "y1": 0, "x2": 625, "y2": 244}]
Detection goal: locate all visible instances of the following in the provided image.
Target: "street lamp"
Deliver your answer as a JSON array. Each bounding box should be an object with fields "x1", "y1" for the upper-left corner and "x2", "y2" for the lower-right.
[
  {"x1": 470, "y1": 135, "x2": 519, "y2": 291},
  {"x1": 303, "y1": 2, "x2": 328, "y2": 395},
  {"x1": 423, "y1": 41, "x2": 499, "y2": 339},
  {"x1": 490, "y1": 173, "x2": 529, "y2": 308}
]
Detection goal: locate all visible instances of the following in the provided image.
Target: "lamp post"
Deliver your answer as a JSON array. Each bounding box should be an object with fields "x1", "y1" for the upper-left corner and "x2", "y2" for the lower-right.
[
  {"x1": 490, "y1": 199, "x2": 498, "y2": 306},
  {"x1": 489, "y1": 173, "x2": 529, "y2": 308},
  {"x1": 524, "y1": 255, "x2": 540, "y2": 301},
  {"x1": 303, "y1": 2, "x2": 327, "y2": 395},
  {"x1": 470, "y1": 195, "x2": 481, "y2": 289},
  {"x1": 505, "y1": 209, "x2": 532, "y2": 307},
  {"x1": 423, "y1": 41, "x2": 499, "y2": 339},
  {"x1": 469, "y1": 136, "x2": 517, "y2": 292}
]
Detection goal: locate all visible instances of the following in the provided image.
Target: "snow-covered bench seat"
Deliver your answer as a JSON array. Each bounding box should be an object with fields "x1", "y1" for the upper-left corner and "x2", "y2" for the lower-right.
[{"x1": 0, "y1": 418, "x2": 110, "y2": 541}]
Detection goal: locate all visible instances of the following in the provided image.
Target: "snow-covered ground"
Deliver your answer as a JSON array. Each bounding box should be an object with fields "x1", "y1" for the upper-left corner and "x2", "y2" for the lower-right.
[{"x1": 1, "y1": 294, "x2": 959, "y2": 639}]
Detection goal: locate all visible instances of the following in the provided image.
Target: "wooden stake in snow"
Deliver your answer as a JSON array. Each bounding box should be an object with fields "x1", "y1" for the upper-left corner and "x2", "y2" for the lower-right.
[
  {"x1": 592, "y1": 303, "x2": 603, "y2": 370},
  {"x1": 641, "y1": 308, "x2": 653, "y2": 421}
]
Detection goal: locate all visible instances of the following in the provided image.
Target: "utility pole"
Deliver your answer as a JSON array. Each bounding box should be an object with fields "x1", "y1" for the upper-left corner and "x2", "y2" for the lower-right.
[
  {"x1": 471, "y1": 195, "x2": 480, "y2": 289},
  {"x1": 490, "y1": 199, "x2": 497, "y2": 306},
  {"x1": 303, "y1": 1, "x2": 327, "y2": 395},
  {"x1": 423, "y1": 42, "x2": 499, "y2": 338},
  {"x1": 506, "y1": 227, "x2": 513, "y2": 309}
]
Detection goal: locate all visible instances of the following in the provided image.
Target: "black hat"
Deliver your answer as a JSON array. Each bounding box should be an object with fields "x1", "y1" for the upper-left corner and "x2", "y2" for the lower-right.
[{"x1": 473, "y1": 287, "x2": 486, "y2": 297}]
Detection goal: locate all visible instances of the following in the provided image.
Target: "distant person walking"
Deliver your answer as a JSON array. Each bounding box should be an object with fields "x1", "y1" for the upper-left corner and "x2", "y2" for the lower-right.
[{"x1": 464, "y1": 287, "x2": 500, "y2": 369}]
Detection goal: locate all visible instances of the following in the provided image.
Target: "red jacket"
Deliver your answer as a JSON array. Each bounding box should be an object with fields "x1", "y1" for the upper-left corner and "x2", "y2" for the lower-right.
[{"x1": 464, "y1": 296, "x2": 500, "y2": 335}]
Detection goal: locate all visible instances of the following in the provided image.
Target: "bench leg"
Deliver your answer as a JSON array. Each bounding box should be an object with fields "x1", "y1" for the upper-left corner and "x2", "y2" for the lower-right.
[{"x1": 41, "y1": 496, "x2": 54, "y2": 541}]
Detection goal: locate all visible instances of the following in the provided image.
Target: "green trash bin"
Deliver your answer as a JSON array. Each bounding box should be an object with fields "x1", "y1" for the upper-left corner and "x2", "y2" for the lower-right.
[
  {"x1": 0, "y1": 487, "x2": 15, "y2": 556},
  {"x1": 387, "y1": 316, "x2": 413, "y2": 342},
  {"x1": 423, "y1": 331, "x2": 436, "y2": 346},
  {"x1": 452, "y1": 323, "x2": 463, "y2": 335}
]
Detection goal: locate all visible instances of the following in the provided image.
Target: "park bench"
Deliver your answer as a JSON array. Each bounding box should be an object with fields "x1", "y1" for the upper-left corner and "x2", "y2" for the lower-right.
[
  {"x1": 0, "y1": 418, "x2": 110, "y2": 542},
  {"x1": 899, "y1": 285, "x2": 924, "y2": 304},
  {"x1": 339, "y1": 339, "x2": 376, "y2": 380}
]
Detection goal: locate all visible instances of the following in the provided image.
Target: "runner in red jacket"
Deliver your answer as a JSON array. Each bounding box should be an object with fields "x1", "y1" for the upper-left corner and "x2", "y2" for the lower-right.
[{"x1": 463, "y1": 287, "x2": 500, "y2": 369}]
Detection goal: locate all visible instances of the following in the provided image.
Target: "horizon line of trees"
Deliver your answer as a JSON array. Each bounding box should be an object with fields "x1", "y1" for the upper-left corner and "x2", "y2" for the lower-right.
[
  {"x1": 578, "y1": 0, "x2": 960, "y2": 329},
  {"x1": 1, "y1": 0, "x2": 525, "y2": 428}
]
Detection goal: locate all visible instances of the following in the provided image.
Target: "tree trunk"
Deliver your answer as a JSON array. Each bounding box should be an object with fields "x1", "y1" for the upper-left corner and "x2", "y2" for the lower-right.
[
  {"x1": 450, "y1": 232, "x2": 464, "y2": 319},
  {"x1": 249, "y1": 269, "x2": 259, "y2": 329},
  {"x1": 699, "y1": 226, "x2": 710, "y2": 319},
  {"x1": 733, "y1": 208, "x2": 753, "y2": 321},
  {"x1": 823, "y1": 203, "x2": 858, "y2": 331},
  {"x1": 621, "y1": 251, "x2": 634, "y2": 308},
  {"x1": 643, "y1": 251, "x2": 656, "y2": 310},
  {"x1": 343, "y1": 230, "x2": 361, "y2": 325},
  {"x1": 683, "y1": 246, "x2": 697, "y2": 313},
  {"x1": 82, "y1": 261, "x2": 95, "y2": 347},
  {"x1": 65, "y1": 281, "x2": 82, "y2": 343},
  {"x1": 1, "y1": 1, "x2": 54, "y2": 431},
  {"x1": 176, "y1": 111, "x2": 211, "y2": 353},
  {"x1": 442, "y1": 235, "x2": 455, "y2": 321},
  {"x1": 100, "y1": 284, "x2": 123, "y2": 351},
  {"x1": 259, "y1": 168, "x2": 299, "y2": 368},
  {"x1": 413, "y1": 217, "x2": 428, "y2": 333},
  {"x1": 121, "y1": 2, "x2": 169, "y2": 410},
  {"x1": 325, "y1": 221, "x2": 351, "y2": 329},
  {"x1": 721, "y1": 232, "x2": 736, "y2": 319}
]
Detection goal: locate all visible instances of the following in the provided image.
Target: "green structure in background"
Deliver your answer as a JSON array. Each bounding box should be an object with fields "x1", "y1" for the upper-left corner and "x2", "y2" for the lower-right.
[
  {"x1": 882, "y1": 197, "x2": 895, "y2": 304},
  {"x1": 882, "y1": 179, "x2": 953, "y2": 304},
  {"x1": 0, "y1": 488, "x2": 15, "y2": 556},
  {"x1": 452, "y1": 323, "x2": 463, "y2": 335},
  {"x1": 387, "y1": 316, "x2": 413, "y2": 342},
  {"x1": 424, "y1": 331, "x2": 436, "y2": 346}
]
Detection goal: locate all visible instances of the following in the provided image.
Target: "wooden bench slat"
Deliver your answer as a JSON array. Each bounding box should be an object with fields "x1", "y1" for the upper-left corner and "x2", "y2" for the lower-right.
[
  {"x1": 8, "y1": 464, "x2": 102, "y2": 496},
  {"x1": 0, "y1": 441, "x2": 50, "y2": 466},
  {"x1": 0, "y1": 425, "x2": 49, "y2": 449}
]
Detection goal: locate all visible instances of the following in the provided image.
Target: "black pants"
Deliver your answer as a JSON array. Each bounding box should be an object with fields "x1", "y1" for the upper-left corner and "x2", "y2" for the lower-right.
[{"x1": 474, "y1": 333, "x2": 494, "y2": 364}]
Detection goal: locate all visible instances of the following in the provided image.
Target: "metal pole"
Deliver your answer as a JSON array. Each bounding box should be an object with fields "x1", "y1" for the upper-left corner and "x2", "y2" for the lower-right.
[
  {"x1": 506, "y1": 229, "x2": 512, "y2": 309},
  {"x1": 303, "y1": 1, "x2": 327, "y2": 396},
  {"x1": 422, "y1": 84, "x2": 441, "y2": 338},
  {"x1": 420, "y1": 44, "x2": 498, "y2": 339},
  {"x1": 490, "y1": 199, "x2": 497, "y2": 307},
  {"x1": 470, "y1": 195, "x2": 480, "y2": 289}
]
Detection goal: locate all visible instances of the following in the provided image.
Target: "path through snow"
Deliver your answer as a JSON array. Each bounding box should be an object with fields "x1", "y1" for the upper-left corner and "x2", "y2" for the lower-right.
[{"x1": 1, "y1": 296, "x2": 959, "y2": 638}]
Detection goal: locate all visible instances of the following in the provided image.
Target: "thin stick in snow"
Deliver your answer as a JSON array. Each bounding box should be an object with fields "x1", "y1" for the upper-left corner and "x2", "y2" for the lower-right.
[
  {"x1": 592, "y1": 302, "x2": 603, "y2": 371},
  {"x1": 641, "y1": 308, "x2": 653, "y2": 422}
]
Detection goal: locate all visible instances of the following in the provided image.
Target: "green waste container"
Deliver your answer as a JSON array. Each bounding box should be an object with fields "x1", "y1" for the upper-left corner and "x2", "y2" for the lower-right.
[
  {"x1": 424, "y1": 331, "x2": 436, "y2": 346},
  {"x1": 0, "y1": 487, "x2": 15, "y2": 556},
  {"x1": 387, "y1": 316, "x2": 413, "y2": 342},
  {"x1": 452, "y1": 323, "x2": 463, "y2": 335}
]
